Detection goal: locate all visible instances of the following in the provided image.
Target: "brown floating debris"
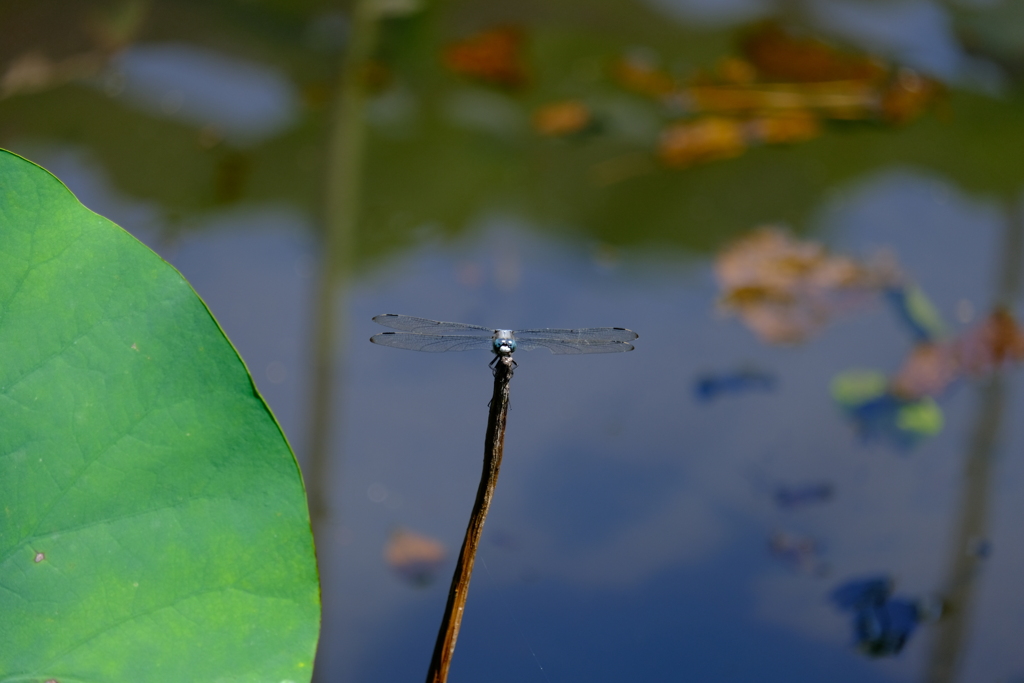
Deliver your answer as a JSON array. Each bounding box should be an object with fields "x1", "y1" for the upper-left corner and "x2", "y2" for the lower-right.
[
  {"x1": 659, "y1": 117, "x2": 747, "y2": 168},
  {"x1": 611, "y1": 53, "x2": 677, "y2": 99},
  {"x1": 745, "y1": 110, "x2": 821, "y2": 144},
  {"x1": 589, "y1": 152, "x2": 656, "y2": 187},
  {"x1": 1, "y1": 51, "x2": 106, "y2": 99},
  {"x1": 1, "y1": 1, "x2": 148, "y2": 100},
  {"x1": 893, "y1": 308, "x2": 1024, "y2": 398},
  {"x1": 715, "y1": 227, "x2": 894, "y2": 344},
  {"x1": 684, "y1": 79, "x2": 880, "y2": 119},
  {"x1": 532, "y1": 100, "x2": 592, "y2": 137},
  {"x1": 880, "y1": 68, "x2": 945, "y2": 125},
  {"x1": 442, "y1": 26, "x2": 527, "y2": 88},
  {"x1": 739, "y1": 22, "x2": 887, "y2": 83},
  {"x1": 659, "y1": 111, "x2": 821, "y2": 168},
  {"x1": 610, "y1": 22, "x2": 942, "y2": 172},
  {"x1": 385, "y1": 528, "x2": 445, "y2": 587},
  {"x1": 714, "y1": 57, "x2": 758, "y2": 86}
]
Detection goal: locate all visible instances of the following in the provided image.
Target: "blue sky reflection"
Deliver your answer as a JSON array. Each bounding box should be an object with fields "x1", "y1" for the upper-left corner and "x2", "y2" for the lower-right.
[{"x1": 40, "y1": 144, "x2": 1024, "y2": 681}]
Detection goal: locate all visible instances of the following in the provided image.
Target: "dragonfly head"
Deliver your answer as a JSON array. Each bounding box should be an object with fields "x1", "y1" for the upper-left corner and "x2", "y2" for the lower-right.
[{"x1": 492, "y1": 330, "x2": 516, "y2": 356}]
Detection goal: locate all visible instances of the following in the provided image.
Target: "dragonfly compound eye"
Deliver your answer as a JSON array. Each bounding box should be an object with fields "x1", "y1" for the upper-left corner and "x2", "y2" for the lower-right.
[{"x1": 493, "y1": 337, "x2": 516, "y2": 355}]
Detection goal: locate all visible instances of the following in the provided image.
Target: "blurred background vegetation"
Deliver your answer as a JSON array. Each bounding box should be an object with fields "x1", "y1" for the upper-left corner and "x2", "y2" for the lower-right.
[{"x1": 4, "y1": 0, "x2": 1023, "y2": 261}]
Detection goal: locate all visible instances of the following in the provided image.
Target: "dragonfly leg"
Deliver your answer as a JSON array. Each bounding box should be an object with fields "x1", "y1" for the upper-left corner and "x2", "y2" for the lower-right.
[{"x1": 490, "y1": 354, "x2": 516, "y2": 378}]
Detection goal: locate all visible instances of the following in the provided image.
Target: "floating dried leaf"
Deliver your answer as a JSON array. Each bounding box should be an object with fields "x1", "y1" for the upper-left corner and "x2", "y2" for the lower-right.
[
  {"x1": 891, "y1": 344, "x2": 959, "y2": 398},
  {"x1": 659, "y1": 117, "x2": 746, "y2": 168},
  {"x1": 715, "y1": 227, "x2": 891, "y2": 343},
  {"x1": 385, "y1": 528, "x2": 445, "y2": 587},
  {"x1": 745, "y1": 110, "x2": 821, "y2": 144},
  {"x1": 893, "y1": 308, "x2": 1024, "y2": 398},
  {"x1": 687, "y1": 80, "x2": 878, "y2": 119},
  {"x1": 442, "y1": 26, "x2": 527, "y2": 88},
  {"x1": 715, "y1": 56, "x2": 757, "y2": 85},
  {"x1": 532, "y1": 100, "x2": 592, "y2": 136},
  {"x1": 880, "y1": 68, "x2": 944, "y2": 125},
  {"x1": 610, "y1": 53, "x2": 677, "y2": 99},
  {"x1": 740, "y1": 22, "x2": 887, "y2": 83}
]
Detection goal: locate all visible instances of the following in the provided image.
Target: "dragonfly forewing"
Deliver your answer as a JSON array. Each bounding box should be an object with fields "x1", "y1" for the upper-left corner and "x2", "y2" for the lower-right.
[
  {"x1": 370, "y1": 332, "x2": 496, "y2": 353},
  {"x1": 372, "y1": 314, "x2": 494, "y2": 336},
  {"x1": 514, "y1": 327, "x2": 639, "y2": 343}
]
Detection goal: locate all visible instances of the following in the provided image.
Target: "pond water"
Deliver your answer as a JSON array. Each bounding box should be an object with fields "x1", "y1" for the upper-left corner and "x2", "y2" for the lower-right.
[{"x1": 4, "y1": 1, "x2": 1024, "y2": 681}]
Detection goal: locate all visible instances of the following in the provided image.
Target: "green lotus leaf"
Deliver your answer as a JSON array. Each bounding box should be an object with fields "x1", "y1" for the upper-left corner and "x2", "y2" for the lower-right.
[{"x1": 0, "y1": 150, "x2": 320, "y2": 683}]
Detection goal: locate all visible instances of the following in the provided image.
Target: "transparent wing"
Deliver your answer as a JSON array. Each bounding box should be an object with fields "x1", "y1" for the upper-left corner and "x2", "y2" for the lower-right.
[
  {"x1": 516, "y1": 338, "x2": 635, "y2": 354},
  {"x1": 514, "y1": 326, "x2": 638, "y2": 343},
  {"x1": 372, "y1": 314, "x2": 494, "y2": 336},
  {"x1": 370, "y1": 332, "x2": 495, "y2": 352}
]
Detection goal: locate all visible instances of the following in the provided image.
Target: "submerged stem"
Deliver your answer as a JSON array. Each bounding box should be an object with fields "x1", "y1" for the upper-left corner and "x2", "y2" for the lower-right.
[
  {"x1": 306, "y1": 0, "x2": 380, "y2": 526},
  {"x1": 924, "y1": 199, "x2": 1022, "y2": 682},
  {"x1": 426, "y1": 356, "x2": 515, "y2": 683}
]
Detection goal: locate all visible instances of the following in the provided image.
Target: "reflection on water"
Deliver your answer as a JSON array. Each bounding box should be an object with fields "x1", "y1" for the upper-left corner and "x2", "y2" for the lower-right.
[
  {"x1": 774, "y1": 481, "x2": 834, "y2": 510},
  {"x1": 831, "y1": 369, "x2": 944, "y2": 448},
  {"x1": 4, "y1": 1, "x2": 1024, "y2": 681},
  {"x1": 694, "y1": 366, "x2": 777, "y2": 401},
  {"x1": 104, "y1": 43, "x2": 299, "y2": 144},
  {"x1": 831, "y1": 576, "x2": 927, "y2": 657},
  {"x1": 25, "y1": 151, "x2": 1024, "y2": 683}
]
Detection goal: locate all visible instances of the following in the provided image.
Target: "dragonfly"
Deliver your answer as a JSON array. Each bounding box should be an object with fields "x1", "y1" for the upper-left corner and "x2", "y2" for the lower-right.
[{"x1": 370, "y1": 314, "x2": 638, "y2": 356}]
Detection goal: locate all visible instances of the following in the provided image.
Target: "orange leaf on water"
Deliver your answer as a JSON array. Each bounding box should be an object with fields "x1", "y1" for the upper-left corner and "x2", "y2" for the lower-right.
[
  {"x1": 610, "y1": 53, "x2": 678, "y2": 99},
  {"x1": 715, "y1": 227, "x2": 894, "y2": 344},
  {"x1": 442, "y1": 26, "x2": 527, "y2": 88},
  {"x1": 739, "y1": 22, "x2": 887, "y2": 83},
  {"x1": 532, "y1": 100, "x2": 592, "y2": 136},
  {"x1": 659, "y1": 117, "x2": 747, "y2": 168}
]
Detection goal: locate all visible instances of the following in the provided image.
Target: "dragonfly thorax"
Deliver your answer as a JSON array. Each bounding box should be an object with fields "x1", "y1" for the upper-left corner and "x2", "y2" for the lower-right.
[{"x1": 491, "y1": 330, "x2": 516, "y2": 356}]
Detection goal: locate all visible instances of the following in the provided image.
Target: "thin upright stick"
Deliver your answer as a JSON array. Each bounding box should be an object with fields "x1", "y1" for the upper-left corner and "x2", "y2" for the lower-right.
[{"x1": 426, "y1": 355, "x2": 515, "y2": 683}]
